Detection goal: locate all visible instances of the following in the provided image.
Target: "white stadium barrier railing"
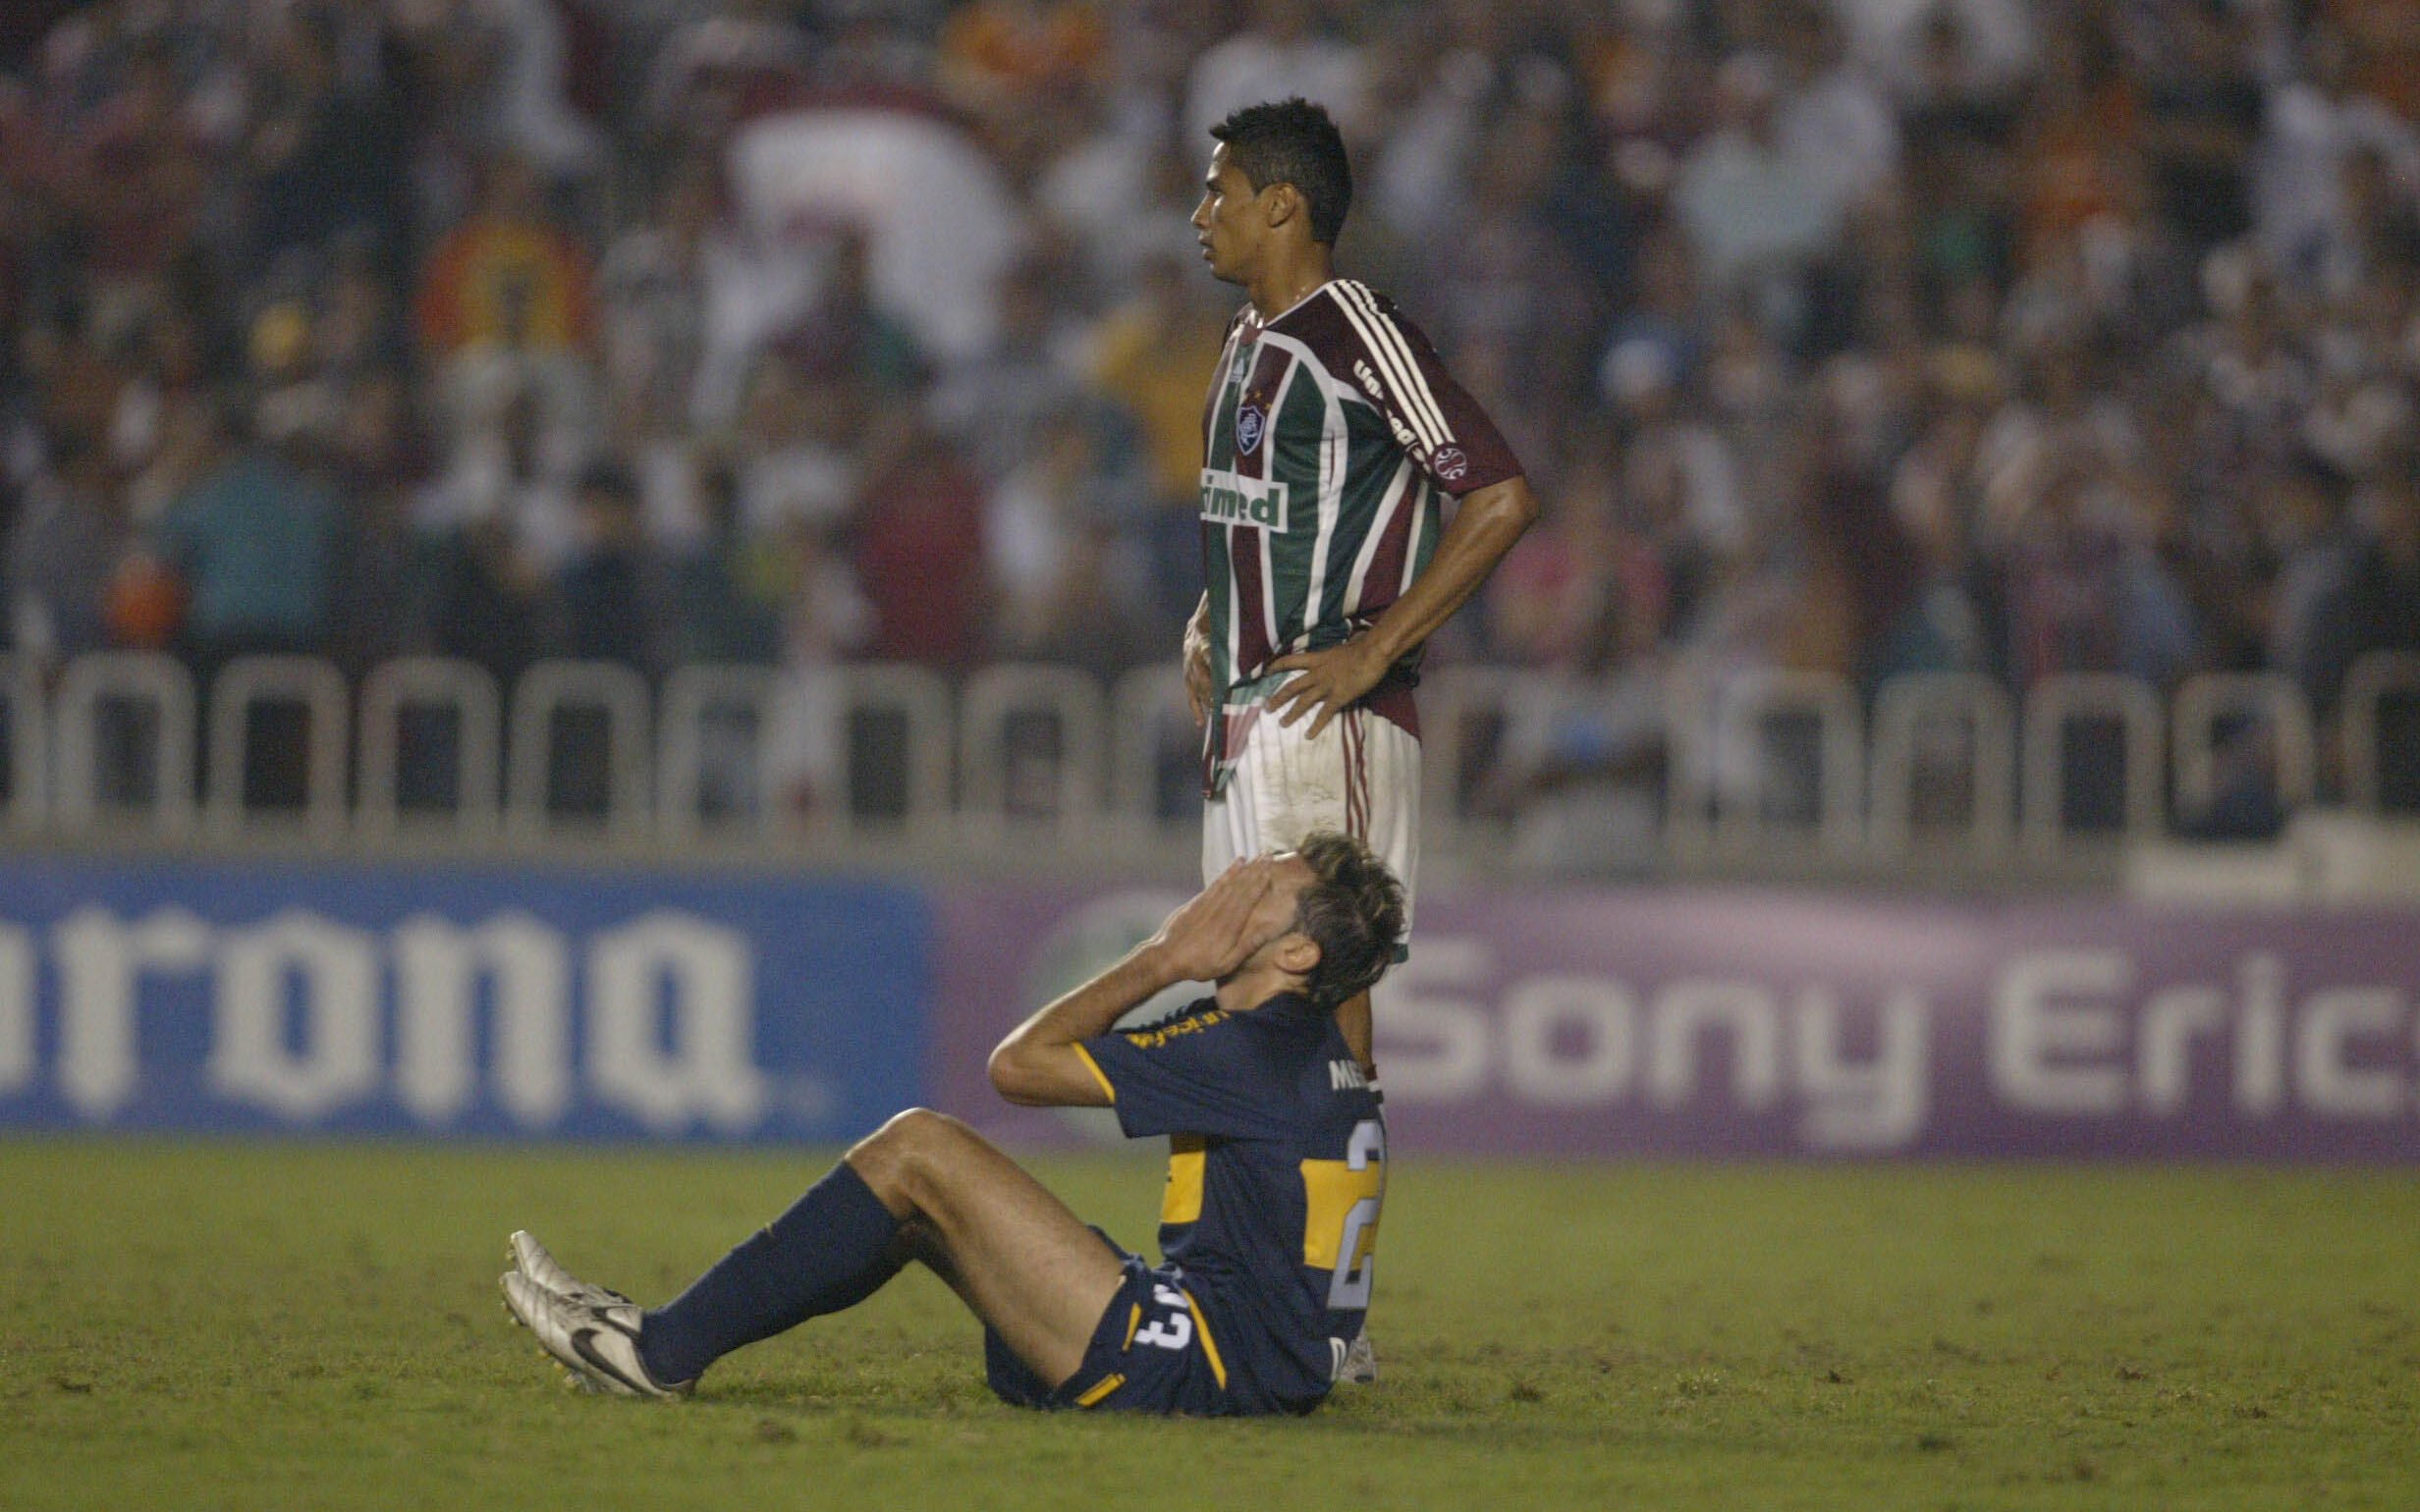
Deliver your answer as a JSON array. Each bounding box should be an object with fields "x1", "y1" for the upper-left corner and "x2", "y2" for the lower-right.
[
  {"x1": 506, "y1": 660, "x2": 654, "y2": 840},
  {"x1": 1708, "y1": 669, "x2": 1865, "y2": 855},
  {"x1": 656, "y1": 663, "x2": 786, "y2": 843},
  {"x1": 1661, "y1": 664, "x2": 1715, "y2": 861},
  {"x1": 832, "y1": 664, "x2": 954, "y2": 837},
  {"x1": 2342, "y1": 652, "x2": 2420, "y2": 816},
  {"x1": 959, "y1": 663, "x2": 1106, "y2": 840},
  {"x1": 1869, "y1": 672, "x2": 2015, "y2": 856},
  {"x1": 2172, "y1": 672, "x2": 2318, "y2": 821},
  {"x1": 1108, "y1": 664, "x2": 1191, "y2": 838},
  {"x1": 1419, "y1": 664, "x2": 1522, "y2": 853},
  {"x1": 2020, "y1": 673, "x2": 2167, "y2": 857},
  {"x1": 7, "y1": 650, "x2": 2403, "y2": 862},
  {"x1": 205, "y1": 655, "x2": 350, "y2": 843},
  {"x1": 0, "y1": 655, "x2": 49, "y2": 834},
  {"x1": 358, "y1": 656, "x2": 503, "y2": 839},
  {"x1": 53, "y1": 651, "x2": 196, "y2": 837}
]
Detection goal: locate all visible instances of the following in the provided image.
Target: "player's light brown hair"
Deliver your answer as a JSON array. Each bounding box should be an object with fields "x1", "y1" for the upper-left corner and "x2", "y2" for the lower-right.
[{"x1": 1292, "y1": 831, "x2": 1405, "y2": 1010}]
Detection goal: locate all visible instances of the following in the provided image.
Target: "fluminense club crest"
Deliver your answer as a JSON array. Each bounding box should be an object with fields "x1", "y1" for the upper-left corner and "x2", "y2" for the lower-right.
[{"x1": 1236, "y1": 403, "x2": 1266, "y2": 456}]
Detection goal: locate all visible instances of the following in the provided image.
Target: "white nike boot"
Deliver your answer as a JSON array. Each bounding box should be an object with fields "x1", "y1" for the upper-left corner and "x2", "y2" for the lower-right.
[
  {"x1": 508, "y1": 1229, "x2": 633, "y2": 1310},
  {"x1": 500, "y1": 1262, "x2": 690, "y2": 1399}
]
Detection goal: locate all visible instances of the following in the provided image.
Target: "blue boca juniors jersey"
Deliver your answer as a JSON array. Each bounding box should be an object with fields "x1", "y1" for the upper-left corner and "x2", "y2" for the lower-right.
[{"x1": 1076, "y1": 992, "x2": 1385, "y2": 1411}]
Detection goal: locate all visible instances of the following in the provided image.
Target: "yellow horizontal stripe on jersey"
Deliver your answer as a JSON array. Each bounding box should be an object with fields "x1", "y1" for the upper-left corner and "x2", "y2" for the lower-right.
[
  {"x1": 1070, "y1": 1044, "x2": 1116, "y2": 1104},
  {"x1": 1300, "y1": 1157, "x2": 1384, "y2": 1270},
  {"x1": 1162, "y1": 1136, "x2": 1206, "y2": 1226},
  {"x1": 1073, "y1": 1374, "x2": 1126, "y2": 1409},
  {"x1": 1182, "y1": 1292, "x2": 1227, "y2": 1391}
]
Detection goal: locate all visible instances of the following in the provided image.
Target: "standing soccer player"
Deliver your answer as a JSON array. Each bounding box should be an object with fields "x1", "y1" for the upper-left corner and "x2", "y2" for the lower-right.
[{"x1": 1183, "y1": 97, "x2": 1539, "y2": 1081}]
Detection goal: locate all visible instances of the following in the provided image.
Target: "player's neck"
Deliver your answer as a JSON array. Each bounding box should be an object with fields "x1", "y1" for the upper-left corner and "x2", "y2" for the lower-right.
[
  {"x1": 1245, "y1": 247, "x2": 1334, "y2": 323},
  {"x1": 1215, "y1": 965, "x2": 1307, "y2": 1015}
]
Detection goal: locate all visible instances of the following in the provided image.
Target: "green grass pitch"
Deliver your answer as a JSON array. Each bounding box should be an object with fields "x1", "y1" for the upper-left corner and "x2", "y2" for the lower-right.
[{"x1": 4, "y1": 1138, "x2": 2415, "y2": 1510}]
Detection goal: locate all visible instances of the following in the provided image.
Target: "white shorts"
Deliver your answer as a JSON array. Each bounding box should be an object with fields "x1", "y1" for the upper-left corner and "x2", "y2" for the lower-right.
[{"x1": 1202, "y1": 691, "x2": 1419, "y2": 937}]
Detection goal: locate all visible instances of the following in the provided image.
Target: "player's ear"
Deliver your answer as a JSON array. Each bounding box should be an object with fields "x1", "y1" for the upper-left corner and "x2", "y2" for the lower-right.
[
  {"x1": 1274, "y1": 930, "x2": 1320, "y2": 978},
  {"x1": 1264, "y1": 182, "x2": 1298, "y2": 233}
]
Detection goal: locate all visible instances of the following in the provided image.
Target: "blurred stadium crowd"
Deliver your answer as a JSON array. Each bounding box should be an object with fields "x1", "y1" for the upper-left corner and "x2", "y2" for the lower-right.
[{"x1": 1, "y1": 0, "x2": 2416, "y2": 830}]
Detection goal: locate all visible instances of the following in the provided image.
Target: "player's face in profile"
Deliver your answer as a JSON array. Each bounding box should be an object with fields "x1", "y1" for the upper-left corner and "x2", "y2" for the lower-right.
[{"x1": 1191, "y1": 144, "x2": 1265, "y2": 285}]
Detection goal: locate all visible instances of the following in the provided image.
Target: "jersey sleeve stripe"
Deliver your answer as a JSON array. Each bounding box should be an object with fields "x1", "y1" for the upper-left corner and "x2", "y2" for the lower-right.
[
  {"x1": 1338, "y1": 282, "x2": 1455, "y2": 449},
  {"x1": 1072, "y1": 1373, "x2": 1126, "y2": 1408},
  {"x1": 1071, "y1": 1043, "x2": 1117, "y2": 1103},
  {"x1": 1328, "y1": 287, "x2": 1442, "y2": 452},
  {"x1": 1325, "y1": 285, "x2": 1447, "y2": 454},
  {"x1": 1355, "y1": 287, "x2": 1455, "y2": 448},
  {"x1": 1339, "y1": 281, "x2": 1453, "y2": 443}
]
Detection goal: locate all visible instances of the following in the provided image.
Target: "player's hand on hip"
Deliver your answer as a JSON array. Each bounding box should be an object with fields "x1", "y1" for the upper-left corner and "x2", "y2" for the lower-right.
[
  {"x1": 1147, "y1": 858, "x2": 1282, "y2": 982},
  {"x1": 1182, "y1": 620, "x2": 1216, "y2": 728},
  {"x1": 1265, "y1": 638, "x2": 1387, "y2": 739}
]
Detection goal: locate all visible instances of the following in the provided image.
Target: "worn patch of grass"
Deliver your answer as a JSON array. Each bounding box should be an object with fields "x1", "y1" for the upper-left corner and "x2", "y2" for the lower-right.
[{"x1": 3, "y1": 1139, "x2": 2414, "y2": 1510}]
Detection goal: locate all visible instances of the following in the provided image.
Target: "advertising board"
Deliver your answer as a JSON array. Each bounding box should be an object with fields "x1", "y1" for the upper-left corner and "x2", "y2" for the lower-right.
[
  {"x1": 935, "y1": 883, "x2": 2420, "y2": 1160},
  {"x1": 0, "y1": 860, "x2": 927, "y2": 1142}
]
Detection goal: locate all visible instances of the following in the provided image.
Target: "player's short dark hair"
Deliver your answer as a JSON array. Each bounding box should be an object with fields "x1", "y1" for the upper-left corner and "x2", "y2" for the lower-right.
[
  {"x1": 1292, "y1": 831, "x2": 1403, "y2": 1010},
  {"x1": 1211, "y1": 98, "x2": 1352, "y2": 245}
]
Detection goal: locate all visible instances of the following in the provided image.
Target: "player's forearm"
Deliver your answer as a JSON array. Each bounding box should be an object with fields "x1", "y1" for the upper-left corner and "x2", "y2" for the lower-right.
[
  {"x1": 1358, "y1": 476, "x2": 1539, "y2": 666},
  {"x1": 988, "y1": 943, "x2": 1182, "y2": 1105},
  {"x1": 1018, "y1": 944, "x2": 1183, "y2": 1051}
]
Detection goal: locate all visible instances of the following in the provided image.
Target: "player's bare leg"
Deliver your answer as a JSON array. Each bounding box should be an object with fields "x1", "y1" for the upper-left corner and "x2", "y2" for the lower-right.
[
  {"x1": 1337, "y1": 987, "x2": 1375, "y2": 1078},
  {"x1": 844, "y1": 1108, "x2": 1127, "y2": 1387},
  {"x1": 522, "y1": 1107, "x2": 1129, "y2": 1394}
]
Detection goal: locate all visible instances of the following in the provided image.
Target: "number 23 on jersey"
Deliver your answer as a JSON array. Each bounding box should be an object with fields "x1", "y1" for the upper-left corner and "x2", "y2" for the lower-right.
[{"x1": 1301, "y1": 1118, "x2": 1384, "y2": 1309}]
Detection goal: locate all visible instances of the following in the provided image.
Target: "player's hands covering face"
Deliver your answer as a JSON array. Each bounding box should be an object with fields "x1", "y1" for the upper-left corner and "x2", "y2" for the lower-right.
[{"x1": 1148, "y1": 857, "x2": 1291, "y2": 982}]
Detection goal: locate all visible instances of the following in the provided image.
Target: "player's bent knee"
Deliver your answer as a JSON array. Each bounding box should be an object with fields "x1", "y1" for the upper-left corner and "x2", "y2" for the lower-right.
[
  {"x1": 883, "y1": 1107, "x2": 971, "y2": 1148},
  {"x1": 850, "y1": 1108, "x2": 978, "y2": 1207}
]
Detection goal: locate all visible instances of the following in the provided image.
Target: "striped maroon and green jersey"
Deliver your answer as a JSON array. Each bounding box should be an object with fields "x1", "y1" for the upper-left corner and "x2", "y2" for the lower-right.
[{"x1": 1198, "y1": 278, "x2": 1522, "y2": 742}]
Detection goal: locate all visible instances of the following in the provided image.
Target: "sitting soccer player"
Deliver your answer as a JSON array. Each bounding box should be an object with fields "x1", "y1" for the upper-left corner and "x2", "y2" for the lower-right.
[{"x1": 500, "y1": 834, "x2": 1403, "y2": 1416}]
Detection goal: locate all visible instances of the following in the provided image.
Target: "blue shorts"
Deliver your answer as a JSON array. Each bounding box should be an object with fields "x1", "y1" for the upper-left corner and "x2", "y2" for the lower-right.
[{"x1": 983, "y1": 1232, "x2": 1280, "y2": 1417}]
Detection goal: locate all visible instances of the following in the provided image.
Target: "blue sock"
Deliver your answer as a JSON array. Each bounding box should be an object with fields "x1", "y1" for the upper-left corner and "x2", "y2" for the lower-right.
[{"x1": 638, "y1": 1161, "x2": 904, "y2": 1384}]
